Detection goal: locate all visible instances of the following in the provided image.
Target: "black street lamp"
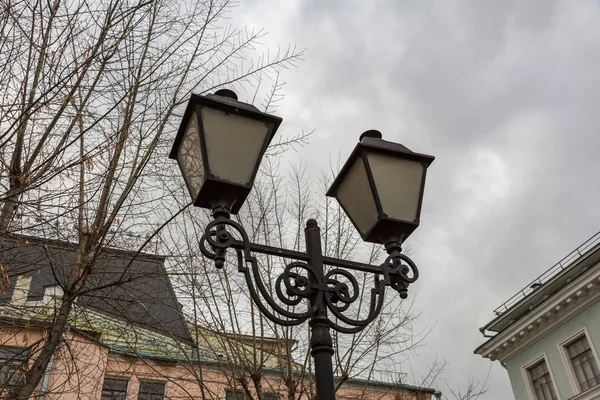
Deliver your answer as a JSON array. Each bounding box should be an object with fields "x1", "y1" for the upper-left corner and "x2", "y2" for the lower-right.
[
  {"x1": 169, "y1": 89, "x2": 282, "y2": 214},
  {"x1": 169, "y1": 90, "x2": 435, "y2": 400}
]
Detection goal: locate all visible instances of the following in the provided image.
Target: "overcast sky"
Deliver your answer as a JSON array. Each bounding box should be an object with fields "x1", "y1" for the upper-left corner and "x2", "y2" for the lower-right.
[{"x1": 229, "y1": 1, "x2": 600, "y2": 398}]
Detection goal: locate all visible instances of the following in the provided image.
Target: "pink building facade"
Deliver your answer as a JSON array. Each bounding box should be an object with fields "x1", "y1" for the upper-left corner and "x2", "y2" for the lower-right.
[
  {"x1": 1, "y1": 323, "x2": 434, "y2": 399},
  {"x1": 0, "y1": 235, "x2": 435, "y2": 399}
]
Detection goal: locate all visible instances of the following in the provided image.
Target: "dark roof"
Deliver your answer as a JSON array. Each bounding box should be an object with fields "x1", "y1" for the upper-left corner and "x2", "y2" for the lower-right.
[{"x1": 0, "y1": 235, "x2": 193, "y2": 344}]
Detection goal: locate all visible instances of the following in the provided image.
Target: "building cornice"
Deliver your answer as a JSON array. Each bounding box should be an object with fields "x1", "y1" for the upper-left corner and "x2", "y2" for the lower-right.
[
  {"x1": 485, "y1": 240, "x2": 600, "y2": 334},
  {"x1": 476, "y1": 260, "x2": 600, "y2": 362}
]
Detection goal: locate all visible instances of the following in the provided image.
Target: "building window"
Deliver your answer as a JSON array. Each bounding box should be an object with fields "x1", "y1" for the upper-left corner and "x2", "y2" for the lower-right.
[
  {"x1": 528, "y1": 360, "x2": 558, "y2": 400},
  {"x1": 566, "y1": 335, "x2": 600, "y2": 392},
  {"x1": 225, "y1": 389, "x2": 247, "y2": 400},
  {"x1": 101, "y1": 377, "x2": 128, "y2": 400},
  {"x1": 0, "y1": 346, "x2": 28, "y2": 389},
  {"x1": 137, "y1": 381, "x2": 165, "y2": 400}
]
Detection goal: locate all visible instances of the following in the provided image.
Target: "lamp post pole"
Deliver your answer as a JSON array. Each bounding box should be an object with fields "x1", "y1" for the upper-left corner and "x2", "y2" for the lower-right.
[{"x1": 306, "y1": 219, "x2": 336, "y2": 399}]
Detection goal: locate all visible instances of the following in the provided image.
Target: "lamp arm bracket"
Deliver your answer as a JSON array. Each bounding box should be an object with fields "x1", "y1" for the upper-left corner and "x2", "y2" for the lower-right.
[{"x1": 199, "y1": 215, "x2": 419, "y2": 332}]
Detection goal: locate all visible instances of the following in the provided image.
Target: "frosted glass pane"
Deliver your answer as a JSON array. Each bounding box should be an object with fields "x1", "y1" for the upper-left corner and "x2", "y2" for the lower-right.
[
  {"x1": 542, "y1": 384, "x2": 552, "y2": 400},
  {"x1": 367, "y1": 153, "x2": 424, "y2": 222},
  {"x1": 583, "y1": 361, "x2": 595, "y2": 382},
  {"x1": 178, "y1": 114, "x2": 204, "y2": 199},
  {"x1": 336, "y1": 157, "x2": 378, "y2": 235},
  {"x1": 201, "y1": 107, "x2": 270, "y2": 185},
  {"x1": 534, "y1": 387, "x2": 544, "y2": 400},
  {"x1": 575, "y1": 366, "x2": 587, "y2": 389}
]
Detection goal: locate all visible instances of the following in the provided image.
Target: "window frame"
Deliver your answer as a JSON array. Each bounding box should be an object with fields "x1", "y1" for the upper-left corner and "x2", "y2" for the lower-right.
[
  {"x1": 522, "y1": 352, "x2": 561, "y2": 400},
  {"x1": 101, "y1": 376, "x2": 129, "y2": 400},
  {"x1": 137, "y1": 380, "x2": 166, "y2": 400},
  {"x1": 557, "y1": 326, "x2": 600, "y2": 396},
  {"x1": 0, "y1": 346, "x2": 29, "y2": 389}
]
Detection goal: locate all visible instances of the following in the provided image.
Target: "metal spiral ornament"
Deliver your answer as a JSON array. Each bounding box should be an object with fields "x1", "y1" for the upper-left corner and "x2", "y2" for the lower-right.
[
  {"x1": 383, "y1": 251, "x2": 419, "y2": 299},
  {"x1": 200, "y1": 216, "x2": 318, "y2": 326}
]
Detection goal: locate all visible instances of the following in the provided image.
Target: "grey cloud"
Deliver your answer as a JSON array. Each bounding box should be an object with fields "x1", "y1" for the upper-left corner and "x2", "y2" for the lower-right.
[{"x1": 236, "y1": 1, "x2": 600, "y2": 398}]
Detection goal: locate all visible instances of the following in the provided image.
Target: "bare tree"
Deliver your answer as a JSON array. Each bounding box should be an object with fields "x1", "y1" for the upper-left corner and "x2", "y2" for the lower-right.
[
  {"x1": 0, "y1": 1, "x2": 487, "y2": 398},
  {"x1": 442, "y1": 380, "x2": 488, "y2": 400},
  {"x1": 410, "y1": 358, "x2": 489, "y2": 400},
  {"x1": 0, "y1": 0, "x2": 303, "y2": 397}
]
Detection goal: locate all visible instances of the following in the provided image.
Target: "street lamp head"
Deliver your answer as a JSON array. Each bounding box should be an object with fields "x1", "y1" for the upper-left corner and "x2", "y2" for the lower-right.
[
  {"x1": 169, "y1": 89, "x2": 283, "y2": 214},
  {"x1": 326, "y1": 130, "x2": 434, "y2": 246}
]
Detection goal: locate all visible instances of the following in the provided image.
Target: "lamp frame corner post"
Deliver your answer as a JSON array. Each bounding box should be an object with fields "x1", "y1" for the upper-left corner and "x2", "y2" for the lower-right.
[{"x1": 172, "y1": 91, "x2": 434, "y2": 400}]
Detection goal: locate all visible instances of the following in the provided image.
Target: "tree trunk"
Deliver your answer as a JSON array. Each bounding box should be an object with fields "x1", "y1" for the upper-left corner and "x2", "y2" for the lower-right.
[
  {"x1": 7, "y1": 295, "x2": 73, "y2": 400},
  {"x1": 0, "y1": 188, "x2": 20, "y2": 233}
]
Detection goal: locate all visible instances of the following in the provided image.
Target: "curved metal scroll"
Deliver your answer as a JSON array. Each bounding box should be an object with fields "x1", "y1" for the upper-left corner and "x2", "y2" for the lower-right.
[
  {"x1": 199, "y1": 216, "x2": 418, "y2": 333},
  {"x1": 384, "y1": 251, "x2": 419, "y2": 300}
]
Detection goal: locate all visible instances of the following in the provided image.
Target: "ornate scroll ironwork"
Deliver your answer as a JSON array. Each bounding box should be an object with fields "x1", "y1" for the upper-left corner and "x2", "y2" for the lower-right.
[{"x1": 199, "y1": 213, "x2": 419, "y2": 334}]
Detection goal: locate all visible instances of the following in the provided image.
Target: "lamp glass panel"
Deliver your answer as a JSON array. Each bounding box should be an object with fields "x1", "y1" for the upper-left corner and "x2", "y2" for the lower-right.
[
  {"x1": 201, "y1": 107, "x2": 270, "y2": 185},
  {"x1": 367, "y1": 153, "x2": 424, "y2": 222},
  {"x1": 177, "y1": 113, "x2": 204, "y2": 199},
  {"x1": 335, "y1": 157, "x2": 379, "y2": 235}
]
